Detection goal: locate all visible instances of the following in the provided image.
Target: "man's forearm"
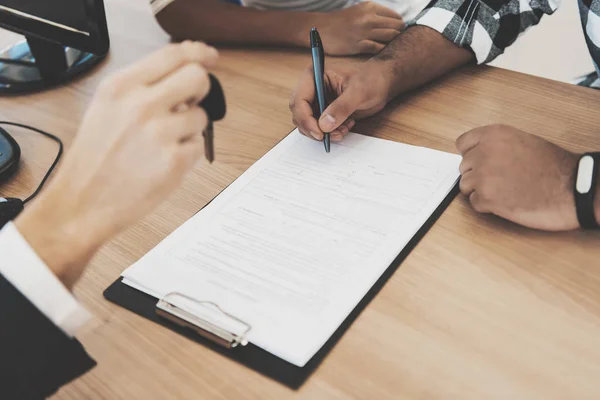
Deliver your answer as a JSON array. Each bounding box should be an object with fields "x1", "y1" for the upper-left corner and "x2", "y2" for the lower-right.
[
  {"x1": 370, "y1": 26, "x2": 474, "y2": 100},
  {"x1": 157, "y1": 0, "x2": 317, "y2": 47},
  {"x1": 14, "y1": 185, "x2": 102, "y2": 290}
]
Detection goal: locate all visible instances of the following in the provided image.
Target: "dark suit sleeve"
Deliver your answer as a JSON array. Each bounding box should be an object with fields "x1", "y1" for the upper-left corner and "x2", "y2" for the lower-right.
[{"x1": 0, "y1": 273, "x2": 96, "y2": 399}]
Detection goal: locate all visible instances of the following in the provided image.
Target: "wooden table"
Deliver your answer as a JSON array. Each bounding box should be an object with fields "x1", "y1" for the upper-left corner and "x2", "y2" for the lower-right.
[{"x1": 2, "y1": 0, "x2": 600, "y2": 398}]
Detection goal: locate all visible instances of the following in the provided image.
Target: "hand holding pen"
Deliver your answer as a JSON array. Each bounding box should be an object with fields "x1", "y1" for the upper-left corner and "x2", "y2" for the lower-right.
[{"x1": 291, "y1": 31, "x2": 390, "y2": 145}]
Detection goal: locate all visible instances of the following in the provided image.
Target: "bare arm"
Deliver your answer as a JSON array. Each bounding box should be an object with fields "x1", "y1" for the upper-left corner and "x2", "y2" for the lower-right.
[
  {"x1": 372, "y1": 26, "x2": 473, "y2": 101},
  {"x1": 16, "y1": 42, "x2": 218, "y2": 288},
  {"x1": 291, "y1": 0, "x2": 555, "y2": 137},
  {"x1": 156, "y1": 0, "x2": 314, "y2": 47},
  {"x1": 290, "y1": 26, "x2": 473, "y2": 141},
  {"x1": 155, "y1": 0, "x2": 405, "y2": 55}
]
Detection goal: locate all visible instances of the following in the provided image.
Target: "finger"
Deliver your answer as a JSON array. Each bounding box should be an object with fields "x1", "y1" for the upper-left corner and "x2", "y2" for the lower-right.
[
  {"x1": 353, "y1": 104, "x2": 385, "y2": 120},
  {"x1": 157, "y1": 107, "x2": 208, "y2": 142},
  {"x1": 456, "y1": 128, "x2": 485, "y2": 155},
  {"x1": 290, "y1": 68, "x2": 324, "y2": 140},
  {"x1": 319, "y1": 87, "x2": 364, "y2": 133},
  {"x1": 331, "y1": 118, "x2": 356, "y2": 142},
  {"x1": 175, "y1": 134, "x2": 205, "y2": 172},
  {"x1": 459, "y1": 155, "x2": 474, "y2": 175},
  {"x1": 331, "y1": 133, "x2": 344, "y2": 142},
  {"x1": 369, "y1": 29, "x2": 402, "y2": 43},
  {"x1": 293, "y1": 101, "x2": 324, "y2": 141},
  {"x1": 371, "y1": 4, "x2": 403, "y2": 19},
  {"x1": 459, "y1": 170, "x2": 476, "y2": 196},
  {"x1": 368, "y1": 16, "x2": 405, "y2": 31},
  {"x1": 148, "y1": 63, "x2": 211, "y2": 110},
  {"x1": 118, "y1": 41, "x2": 218, "y2": 86},
  {"x1": 469, "y1": 191, "x2": 489, "y2": 213},
  {"x1": 357, "y1": 40, "x2": 386, "y2": 54}
]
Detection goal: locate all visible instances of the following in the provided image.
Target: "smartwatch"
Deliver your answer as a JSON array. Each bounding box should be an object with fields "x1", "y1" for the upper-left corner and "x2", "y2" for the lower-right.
[{"x1": 574, "y1": 152, "x2": 600, "y2": 229}]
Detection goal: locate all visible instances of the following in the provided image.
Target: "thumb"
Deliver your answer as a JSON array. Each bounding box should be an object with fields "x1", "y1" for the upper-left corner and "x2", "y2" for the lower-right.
[{"x1": 318, "y1": 88, "x2": 362, "y2": 133}]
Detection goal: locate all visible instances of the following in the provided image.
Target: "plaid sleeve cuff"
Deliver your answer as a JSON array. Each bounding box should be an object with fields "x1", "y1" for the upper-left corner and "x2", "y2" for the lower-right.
[{"x1": 410, "y1": 0, "x2": 558, "y2": 64}]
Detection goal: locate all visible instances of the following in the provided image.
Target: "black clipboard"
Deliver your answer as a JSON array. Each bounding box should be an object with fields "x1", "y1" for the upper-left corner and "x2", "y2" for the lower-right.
[
  {"x1": 104, "y1": 127, "x2": 460, "y2": 388},
  {"x1": 104, "y1": 183, "x2": 458, "y2": 389}
]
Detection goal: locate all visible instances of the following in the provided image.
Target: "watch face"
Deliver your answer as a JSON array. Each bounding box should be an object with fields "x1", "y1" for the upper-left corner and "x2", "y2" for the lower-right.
[{"x1": 576, "y1": 155, "x2": 595, "y2": 194}]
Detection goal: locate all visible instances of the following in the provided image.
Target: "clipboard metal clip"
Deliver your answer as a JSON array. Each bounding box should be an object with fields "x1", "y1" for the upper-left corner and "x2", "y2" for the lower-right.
[{"x1": 156, "y1": 292, "x2": 251, "y2": 349}]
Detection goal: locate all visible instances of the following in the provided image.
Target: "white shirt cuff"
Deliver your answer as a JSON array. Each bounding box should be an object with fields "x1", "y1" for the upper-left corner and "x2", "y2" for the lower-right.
[{"x1": 0, "y1": 222, "x2": 91, "y2": 337}]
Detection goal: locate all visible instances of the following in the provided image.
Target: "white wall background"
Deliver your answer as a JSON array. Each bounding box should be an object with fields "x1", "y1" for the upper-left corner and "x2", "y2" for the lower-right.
[{"x1": 489, "y1": 0, "x2": 595, "y2": 83}]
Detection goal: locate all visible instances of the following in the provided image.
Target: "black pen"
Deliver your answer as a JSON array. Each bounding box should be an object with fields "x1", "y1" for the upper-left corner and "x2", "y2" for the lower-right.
[{"x1": 310, "y1": 28, "x2": 330, "y2": 153}]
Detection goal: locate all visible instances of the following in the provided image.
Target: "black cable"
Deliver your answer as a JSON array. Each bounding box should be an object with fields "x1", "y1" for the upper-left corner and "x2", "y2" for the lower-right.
[{"x1": 0, "y1": 121, "x2": 63, "y2": 204}]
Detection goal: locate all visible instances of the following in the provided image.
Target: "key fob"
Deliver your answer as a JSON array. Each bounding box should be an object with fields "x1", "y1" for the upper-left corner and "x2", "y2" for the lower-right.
[{"x1": 199, "y1": 75, "x2": 226, "y2": 163}]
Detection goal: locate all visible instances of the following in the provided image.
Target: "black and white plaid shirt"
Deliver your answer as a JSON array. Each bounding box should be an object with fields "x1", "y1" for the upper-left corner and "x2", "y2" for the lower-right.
[{"x1": 410, "y1": 0, "x2": 600, "y2": 87}]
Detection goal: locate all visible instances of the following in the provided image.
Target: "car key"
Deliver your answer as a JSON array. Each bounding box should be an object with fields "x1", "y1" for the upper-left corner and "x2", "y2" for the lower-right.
[
  {"x1": 203, "y1": 121, "x2": 214, "y2": 163},
  {"x1": 199, "y1": 74, "x2": 226, "y2": 164}
]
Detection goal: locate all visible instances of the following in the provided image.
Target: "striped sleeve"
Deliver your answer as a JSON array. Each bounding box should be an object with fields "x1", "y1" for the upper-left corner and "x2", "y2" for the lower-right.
[{"x1": 409, "y1": 0, "x2": 560, "y2": 64}]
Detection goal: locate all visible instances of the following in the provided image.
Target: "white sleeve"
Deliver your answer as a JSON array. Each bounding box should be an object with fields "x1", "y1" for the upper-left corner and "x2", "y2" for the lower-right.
[{"x1": 0, "y1": 222, "x2": 91, "y2": 337}]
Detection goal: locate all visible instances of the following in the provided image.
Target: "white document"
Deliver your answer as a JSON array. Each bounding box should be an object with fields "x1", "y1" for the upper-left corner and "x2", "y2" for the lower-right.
[{"x1": 122, "y1": 129, "x2": 461, "y2": 367}]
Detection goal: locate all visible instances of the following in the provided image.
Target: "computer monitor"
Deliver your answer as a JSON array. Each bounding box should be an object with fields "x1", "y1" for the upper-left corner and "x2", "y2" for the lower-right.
[{"x1": 0, "y1": 0, "x2": 109, "y2": 93}]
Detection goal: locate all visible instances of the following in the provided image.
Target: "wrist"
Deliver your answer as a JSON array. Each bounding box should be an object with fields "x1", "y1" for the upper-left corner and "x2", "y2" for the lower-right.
[
  {"x1": 290, "y1": 12, "x2": 322, "y2": 48},
  {"x1": 363, "y1": 57, "x2": 397, "y2": 102},
  {"x1": 14, "y1": 186, "x2": 102, "y2": 289},
  {"x1": 594, "y1": 171, "x2": 600, "y2": 225},
  {"x1": 572, "y1": 152, "x2": 600, "y2": 229},
  {"x1": 370, "y1": 25, "x2": 474, "y2": 100}
]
